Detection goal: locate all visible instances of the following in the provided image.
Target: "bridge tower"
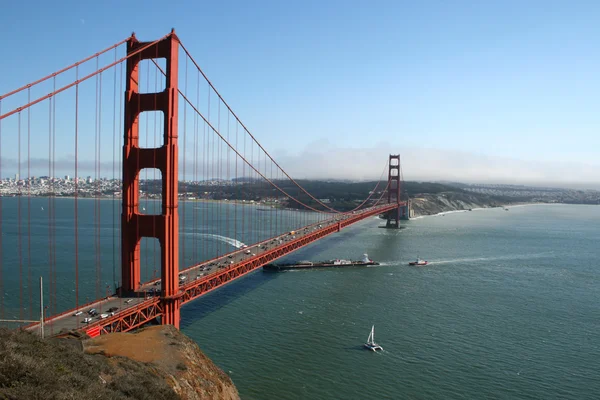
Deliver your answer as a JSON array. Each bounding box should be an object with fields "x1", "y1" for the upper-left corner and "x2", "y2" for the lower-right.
[
  {"x1": 386, "y1": 154, "x2": 401, "y2": 228},
  {"x1": 122, "y1": 31, "x2": 181, "y2": 328}
]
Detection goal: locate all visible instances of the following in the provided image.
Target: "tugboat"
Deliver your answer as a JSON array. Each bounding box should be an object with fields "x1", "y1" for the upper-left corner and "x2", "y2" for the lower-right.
[
  {"x1": 263, "y1": 253, "x2": 378, "y2": 271},
  {"x1": 408, "y1": 257, "x2": 428, "y2": 266}
]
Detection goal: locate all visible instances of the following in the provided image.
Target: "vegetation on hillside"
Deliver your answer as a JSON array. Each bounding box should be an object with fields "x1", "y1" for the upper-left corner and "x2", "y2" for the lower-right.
[
  {"x1": 143, "y1": 179, "x2": 497, "y2": 212},
  {"x1": 0, "y1": 328, "x2": 178, "y2": 400}
]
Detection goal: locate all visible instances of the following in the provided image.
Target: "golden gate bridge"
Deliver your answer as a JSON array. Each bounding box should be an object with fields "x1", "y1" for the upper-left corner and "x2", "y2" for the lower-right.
[{"x1": 0, "y1": 30, "x2": 406, "y2": 337}]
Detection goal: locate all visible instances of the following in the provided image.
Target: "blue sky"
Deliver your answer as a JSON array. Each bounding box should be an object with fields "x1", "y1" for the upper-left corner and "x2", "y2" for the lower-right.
[{"x1": 1, "y1": 0, "x2": 599, "y2": 186}]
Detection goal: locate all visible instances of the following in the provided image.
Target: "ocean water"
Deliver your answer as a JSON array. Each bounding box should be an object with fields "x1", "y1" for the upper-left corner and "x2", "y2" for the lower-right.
[{"x1": 180, "y1": 204, "x2": 600, "y2": 400}]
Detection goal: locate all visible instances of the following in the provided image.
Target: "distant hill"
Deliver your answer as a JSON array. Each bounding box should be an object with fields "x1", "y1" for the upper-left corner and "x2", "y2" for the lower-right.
[{"x1": 141, "y1": 178, "x2": 598, "y2": 212}]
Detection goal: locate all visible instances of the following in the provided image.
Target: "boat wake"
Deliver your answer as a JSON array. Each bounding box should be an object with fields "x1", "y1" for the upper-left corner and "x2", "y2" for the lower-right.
[
  {"x1": 425, "y1": 252, "x2": 554, "y2": 265},
  {"x1": 194, "y1": 234, "x2": 247, "y2": 249},
  {"x1": 367, "y1": 261, "x2": 389, "y2": 267}
]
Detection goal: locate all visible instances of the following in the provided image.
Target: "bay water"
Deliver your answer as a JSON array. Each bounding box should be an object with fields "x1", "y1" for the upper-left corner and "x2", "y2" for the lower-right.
[
  {"x1": 181, "y1": 204, "x2": 600, "y2": 399},
  {"x1": 1, "y1": 199, "x2": 598, "y2": 399}
]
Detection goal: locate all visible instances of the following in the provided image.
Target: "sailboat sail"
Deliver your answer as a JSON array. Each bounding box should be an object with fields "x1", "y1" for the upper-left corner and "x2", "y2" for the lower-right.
[{"x1": 367, "y1": 325, "x2": 375, "y2": 344}]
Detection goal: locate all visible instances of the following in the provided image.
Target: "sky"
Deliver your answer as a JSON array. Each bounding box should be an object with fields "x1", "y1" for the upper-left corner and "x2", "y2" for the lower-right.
[{"x1": 0, "y1": 0, "x2": 599, "y2": 188}]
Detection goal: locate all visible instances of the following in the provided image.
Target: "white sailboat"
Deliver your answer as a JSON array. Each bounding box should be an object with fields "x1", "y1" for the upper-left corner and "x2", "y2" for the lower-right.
[{"x1": 364, "y1": 325, "x2": 383, "y2": 351}]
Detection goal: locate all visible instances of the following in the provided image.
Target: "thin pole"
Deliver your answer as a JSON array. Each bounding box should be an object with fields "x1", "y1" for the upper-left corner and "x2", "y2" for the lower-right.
[{"x1": 39, "y1": 276, "x2": 44, "y2": 339}]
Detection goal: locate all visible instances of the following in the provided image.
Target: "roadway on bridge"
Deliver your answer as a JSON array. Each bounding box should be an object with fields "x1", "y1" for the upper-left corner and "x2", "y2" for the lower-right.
[
  {"x1": 31, "y1": 206, "x2": 388, "y2": 336},
  {"x1": 33, "y1": 295, "x2": 149, "y2": 336}
]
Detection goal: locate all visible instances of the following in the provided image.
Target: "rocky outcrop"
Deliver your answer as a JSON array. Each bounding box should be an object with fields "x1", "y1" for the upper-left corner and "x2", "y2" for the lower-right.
[
  {"x1": 410, "y1": 192, "x2": 502, "y2": 217},
  {"x1": 84, "y1": 326, "x2": 240, "y2": 400},
  {"x1": 0, "y1": 326, "x2": 239, "y2": 400}
]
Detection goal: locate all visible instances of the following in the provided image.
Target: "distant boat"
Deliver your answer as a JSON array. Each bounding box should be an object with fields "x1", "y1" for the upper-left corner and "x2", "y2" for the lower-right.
[
  {"x1": 364, "y1": 325, "x2": 383, "y2": 351},
  {"x1": 40, "y1": 206, "x2": 44, "y2": 211},
  {"x1": 263, "y1": 253, "x2": 378, "y2": 271},
  {"x1": 408, "y1": 257, "x2": 428, "y2": 266}
]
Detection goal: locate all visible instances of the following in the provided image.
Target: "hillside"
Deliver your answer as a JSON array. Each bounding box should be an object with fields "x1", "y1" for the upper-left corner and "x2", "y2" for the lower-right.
[
  {"x1": 0, "y1": 326, "x2": 239, "y2": 400},
  {"x1": 171, "y1": 179, "x2": 501, "y2": 212},
  {"x1": 409, "y1": 192, "x2": 503, "y2": 217}
]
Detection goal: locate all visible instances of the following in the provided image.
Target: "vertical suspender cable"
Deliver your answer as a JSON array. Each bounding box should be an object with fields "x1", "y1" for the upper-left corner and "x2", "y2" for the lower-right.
[
  {"x1": 212, "y1": 93, "x2": 217, "y2": 258},
  {"x1": 249, "y1": 138, "x2": 253, "y2": 245},
  {"x1": 242, "y1": 122, "x2": 245, "y2": 246},
  {"x1": 17, "y1": 112, "x2": 23, "y2": 321},
  {"x1": 207, "y1": 89, "x2": 212, "y2": 259},
  {"x1": 74, "y1": 65, "x2": 80, "y2": 319},
  {"x1": 257, "y1": 150, "x2": 261, "y2": 242},
  {"x1": 266, "y1": 152, "x2": 270, "y2": 239},
  {"x1": 275, "y1": 164, "x2": 279, "y2": 237},
  {"x1": 235, "y1": 123, "x2": 238, "y2": 247},
  {"x1": 261, "y1": 146, "x2": 264, "y2": 241},
  {"x1": 51, "y1": 76, "x2": 57, "y2": 323},
  {"x1": 270, "y1": 161, "x2": 273, "y2": 239},
  {"x1": 112, "y1": 48, "x2": 117, "y2": 292},
  {"x1": 202, "y1": 115, "x2": 207, "y2": 261},
  {"x1": 47, "y1": 92, "x2": 52, "y2": 325},
  {"x1": 27, "y1": 88, "x2": 32, "y2": 319},
  {"x1": 203, "y1": 97, "x2": 207, "y2": 261},
  {"x1": 226, "y1": 111, "x2": 230, "y2": 252},
  {"x1": 94, "y1": 57, "x2": 100, "y2": 303},
  {"x1": 193, "y1": 69, "x2": 199, "y2": 266},
  {"x1": 98, "y1": 69, "x2": 103, "y2": 304},
  {"x1": 215, "y1": 100, "x2": 224, "y2": 257}
]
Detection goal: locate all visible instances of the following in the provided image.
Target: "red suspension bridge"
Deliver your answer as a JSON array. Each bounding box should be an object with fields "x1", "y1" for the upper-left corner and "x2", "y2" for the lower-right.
[{"x1": 0, "y1": 31, "x2": 407, "y2": 337}]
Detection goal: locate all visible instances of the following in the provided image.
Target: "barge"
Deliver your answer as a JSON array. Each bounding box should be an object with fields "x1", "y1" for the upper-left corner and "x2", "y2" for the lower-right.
[{"x1": 263, "y1": 254, "x2": 379, "y2": 271}]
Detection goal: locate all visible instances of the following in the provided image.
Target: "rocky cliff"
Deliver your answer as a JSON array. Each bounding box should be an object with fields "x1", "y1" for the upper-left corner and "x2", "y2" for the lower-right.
[
  {"x1": 0, "y1": 326, "x2": 239, "y2": 400},
  {"x1": 84, "y1": 326, "x2": 239, "y2": 400},
  {"x1": 409, "y1": 192, "x2": 503, "y2": 217}
]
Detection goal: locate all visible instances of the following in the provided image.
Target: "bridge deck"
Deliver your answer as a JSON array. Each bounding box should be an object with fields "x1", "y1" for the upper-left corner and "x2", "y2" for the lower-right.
[{"x1": 28, "y1": 203, "x2": 402, "y2": 337}]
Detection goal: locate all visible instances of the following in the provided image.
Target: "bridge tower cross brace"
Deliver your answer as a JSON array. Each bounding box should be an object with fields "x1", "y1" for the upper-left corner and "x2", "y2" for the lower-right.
[
  {"x1": 386, "y1": 154, "x2": 401, "y2": 228},
  {"x1": 122, "y1": 32, "x2": 181, "y2": 328}
]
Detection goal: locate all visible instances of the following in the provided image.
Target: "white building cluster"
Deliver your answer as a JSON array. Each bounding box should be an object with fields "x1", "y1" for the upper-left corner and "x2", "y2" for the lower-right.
[{"x1": 0, "y1": 176, "x2": 121, "y2": 197}]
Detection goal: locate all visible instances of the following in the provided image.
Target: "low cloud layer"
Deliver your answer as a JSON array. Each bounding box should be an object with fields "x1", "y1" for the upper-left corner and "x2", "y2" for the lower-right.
[
  {"x1": 273, "y1": 142, "x2": 600, "y2": 189},
  {"x1": 2, "y1": 143, "x2": 598, "y2": 190}
]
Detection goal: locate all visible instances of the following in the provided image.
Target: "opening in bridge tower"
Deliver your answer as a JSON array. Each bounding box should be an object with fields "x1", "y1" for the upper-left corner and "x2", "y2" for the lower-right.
[
  {"x1": 122, "y1": 31, "x2": 181, "y2": 328},
  {"x1": 386, "y1": 154, "x2": 402, "y2": 228}
]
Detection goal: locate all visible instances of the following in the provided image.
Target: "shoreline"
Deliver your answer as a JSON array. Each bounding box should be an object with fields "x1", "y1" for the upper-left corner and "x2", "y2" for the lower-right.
[
  {"x1": 3, "y1": 195, "x2": 597, "y2": 213},
  {"x1": 0, "y1": 195, "x2": 271, "y2": 207},
  {"x1": 412, "y1": 202, "x2": 595, "y2": 219}
]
